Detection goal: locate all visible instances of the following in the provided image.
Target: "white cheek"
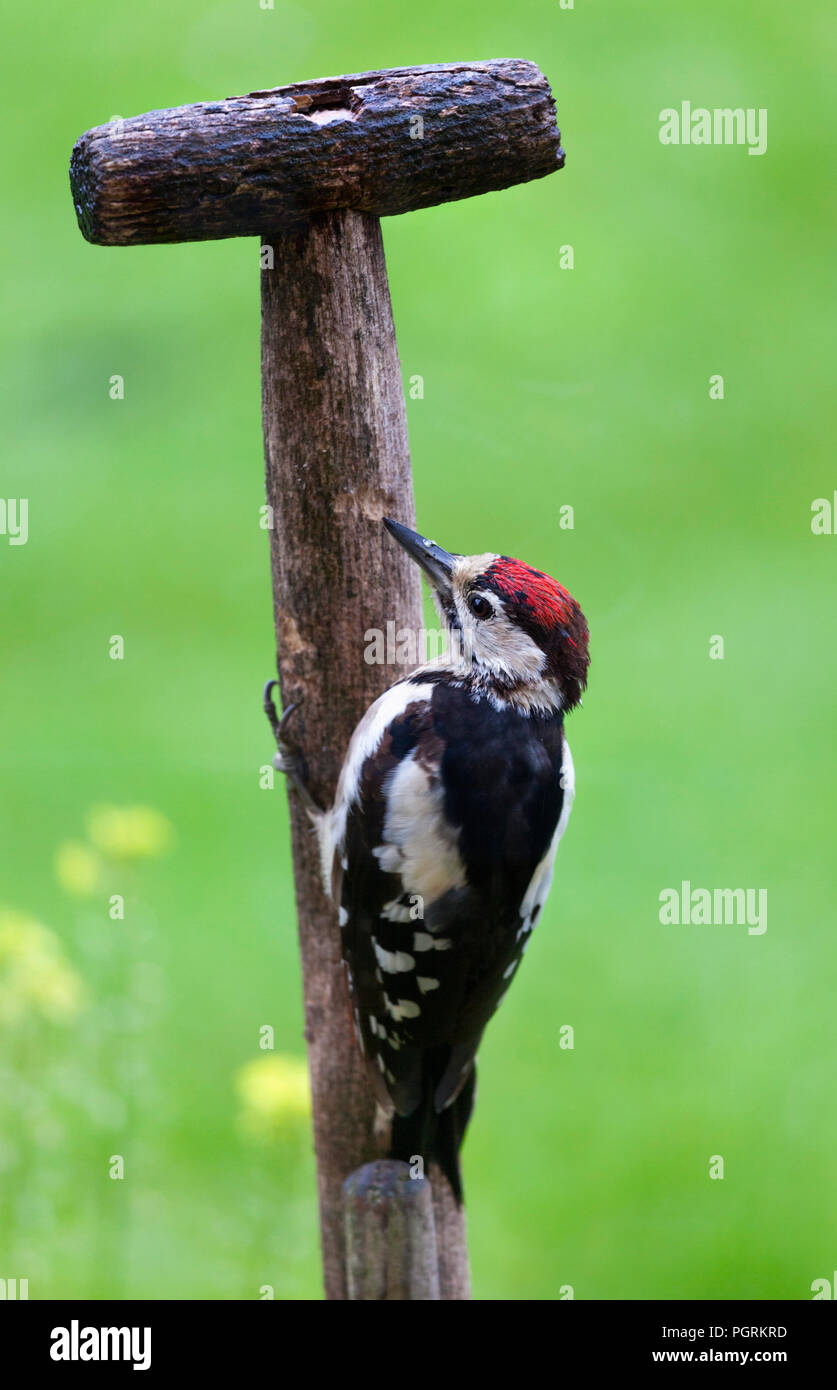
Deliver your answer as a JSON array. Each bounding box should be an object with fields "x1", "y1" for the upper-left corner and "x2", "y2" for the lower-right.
[
  {"x1": 455, "y1": 597, "x2": 545, "y2": 681},
  {"x1": 486, "y1": 621, "x2": 546, "y2": 679}
]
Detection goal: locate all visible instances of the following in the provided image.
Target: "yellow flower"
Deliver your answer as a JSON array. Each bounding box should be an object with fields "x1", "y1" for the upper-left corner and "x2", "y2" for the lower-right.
[
  {"x1": 85, "y1": 805, "x2": 174, "y2": 862},
  {"x1": 55, "y1": 841, "x2": 101, "y2": 897},
  {"x1": 235, "y1": 1054, "x2": 311, "y2": 1143},
  {"x1": 0, "y1": 909, "x2": 86, "y2": 1026}
]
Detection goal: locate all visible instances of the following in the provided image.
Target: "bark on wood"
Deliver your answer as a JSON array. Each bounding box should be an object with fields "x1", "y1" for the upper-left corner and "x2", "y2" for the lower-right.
[
  {"x1": 70, "y1": 59, "x2": 563, "y2": 246},
  {"x1": 343, "y1": 1161, "x2": 440, "y2": 1300},
  {"x1": 262, "y1": 208, "x2": 469, "y2": 1299}
]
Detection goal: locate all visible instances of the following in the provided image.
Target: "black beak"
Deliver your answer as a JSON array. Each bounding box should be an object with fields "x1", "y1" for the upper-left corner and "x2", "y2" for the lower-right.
[{"x1": 383, "y1": 518, "x2": 458, "y2": 592}]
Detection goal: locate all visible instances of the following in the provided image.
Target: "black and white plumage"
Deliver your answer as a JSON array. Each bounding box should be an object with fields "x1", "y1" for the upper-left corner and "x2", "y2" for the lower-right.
[{"x1": 277, "y1": 519, "x2": 590, "y2": 1201}]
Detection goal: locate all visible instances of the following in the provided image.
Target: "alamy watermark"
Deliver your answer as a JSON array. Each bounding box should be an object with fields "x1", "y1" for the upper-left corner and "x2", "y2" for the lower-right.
[
  {"x1": 811, "y1": 493, "x2": 837, "y2": 534},
  {"x1": 0, "y1": 498, "x2": 28, "y2": 545},
  {"x1": 659, "y1": 881, "x2": 767, "y2": 935},
  {"x1": 363, "y1": 622, "x2": 474, "y2": 667},
  {"x1": 50, "y1": 1321, "x2": 150, "y2": 1370},
  {"x1": 659, "y1": 103, "x2": 767, "y2": 156}
]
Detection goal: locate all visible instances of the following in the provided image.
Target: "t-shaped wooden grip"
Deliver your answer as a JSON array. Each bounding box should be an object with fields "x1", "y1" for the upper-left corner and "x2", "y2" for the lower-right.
[{"x1": 70, "y1": 60, "x2": 564, "y2": 246}]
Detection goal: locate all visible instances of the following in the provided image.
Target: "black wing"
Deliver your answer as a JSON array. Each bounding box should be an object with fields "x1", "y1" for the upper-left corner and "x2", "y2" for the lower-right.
[{"x1": 338, "y1": 677, "x2": 567, "y2": 1116}]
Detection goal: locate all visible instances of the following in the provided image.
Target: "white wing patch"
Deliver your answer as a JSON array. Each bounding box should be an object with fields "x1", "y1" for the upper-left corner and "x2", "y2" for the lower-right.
[
  {"x1": 318, "y1": 679, "x2": 437, "y2": 896},
  {"x1": 384, "y1": 996, "x2": 421, "y2": 1022},
  {"x1": 381, "y1": 898, "x2": 413, "y2": 923},
  {"x1": 372, "y1": 939, "x2": 415, "y2": 973},
  {"x1": 373, "y1": 751, "x2": 466, "y2": 906},
  {"x1": 413, "y1": 931, "x2": 452, "y2": 952}
]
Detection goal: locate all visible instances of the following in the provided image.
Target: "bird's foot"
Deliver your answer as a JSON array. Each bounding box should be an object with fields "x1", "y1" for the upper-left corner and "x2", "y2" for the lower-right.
[{"x1": 263, "y1": 680, "x2": 323, "y2": 819}]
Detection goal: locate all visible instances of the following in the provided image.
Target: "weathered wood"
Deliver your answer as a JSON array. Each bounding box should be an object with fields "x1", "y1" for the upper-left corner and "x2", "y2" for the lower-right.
[
  {"x1": 344, "y1": 1161, "x2": 440, "y2": 1300},
  {"x1": 429, "y1": 1162, "x2": 471, "y2": 1300},
  {"x1": 70, "y1": 60, "x2": 563, "y2": 246},
  {"x1": 262, "y1": 208, "x2": 470, "y2": 1299}
]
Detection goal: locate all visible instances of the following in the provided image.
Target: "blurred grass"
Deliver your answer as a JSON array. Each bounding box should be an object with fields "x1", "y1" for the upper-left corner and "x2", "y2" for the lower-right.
[{"x1": 1, "y1": 0, "x2": 834, "y2": 1299}]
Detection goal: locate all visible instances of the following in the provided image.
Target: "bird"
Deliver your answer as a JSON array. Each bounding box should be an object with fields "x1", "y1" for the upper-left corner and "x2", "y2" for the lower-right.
[{"x1": 265, "y1": 517, "x2": 590, "y2": 1201}]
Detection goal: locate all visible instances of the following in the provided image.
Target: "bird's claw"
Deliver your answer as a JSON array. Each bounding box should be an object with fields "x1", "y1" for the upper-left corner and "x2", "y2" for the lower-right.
[
  {"x1": 262, "y1": 679, "x2": 321, "y2": 818},
  {"x1": 263, "y1": 679, "x2": 285, "y2": 741}
]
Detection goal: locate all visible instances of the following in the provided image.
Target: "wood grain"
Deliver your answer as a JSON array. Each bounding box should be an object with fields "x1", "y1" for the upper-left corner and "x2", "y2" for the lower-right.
[
  {"x1": 70, "y1": 60, "x2": 564, "y2": 246},
  {"x1": 262, "y1": 208, "x2": 469, "y2": 1299},
  {"x1": 343, "y1": 1161, "x2": 440, "y2": 1300}
]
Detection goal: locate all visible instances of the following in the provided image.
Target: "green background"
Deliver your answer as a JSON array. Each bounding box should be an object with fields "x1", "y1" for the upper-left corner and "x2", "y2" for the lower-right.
[{"x1": 2, "y1": 0, "x2": 834, "y2": 1299}]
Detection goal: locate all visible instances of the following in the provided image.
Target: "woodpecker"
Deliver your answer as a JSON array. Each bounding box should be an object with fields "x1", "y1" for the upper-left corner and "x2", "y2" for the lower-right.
[{"x1": 265, "y1": 518, "x2": 590, "y2": 1201}]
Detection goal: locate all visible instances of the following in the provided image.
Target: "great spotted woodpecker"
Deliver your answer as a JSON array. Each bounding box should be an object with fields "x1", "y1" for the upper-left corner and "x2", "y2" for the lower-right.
[{"x1": 266, "y1": 518, "x2": 590, "y2": 1201}]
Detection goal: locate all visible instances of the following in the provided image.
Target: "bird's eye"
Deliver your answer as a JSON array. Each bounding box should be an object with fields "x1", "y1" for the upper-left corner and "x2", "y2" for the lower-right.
[{"x1": 466, "y1": 591, "x2": 493, "y2": 620}]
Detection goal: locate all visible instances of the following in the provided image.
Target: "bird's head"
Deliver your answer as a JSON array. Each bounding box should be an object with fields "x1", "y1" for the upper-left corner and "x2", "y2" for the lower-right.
[{"x1": 384, "y1": 518, "x2": 590, "y2": 712}]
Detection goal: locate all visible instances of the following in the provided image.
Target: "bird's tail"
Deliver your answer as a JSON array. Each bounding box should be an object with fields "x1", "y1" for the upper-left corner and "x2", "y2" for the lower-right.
[{"x1": 389, "y1": 1049, "x2": 476, "y2": 1203}]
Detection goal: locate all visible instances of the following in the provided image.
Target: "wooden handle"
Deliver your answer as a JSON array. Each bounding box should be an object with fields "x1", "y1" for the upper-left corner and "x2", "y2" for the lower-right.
[
  {"x1": 70, "y1": 60, "x2": 564, "y2": 246},
  {"x1": 261, "y1": 208, "x2": 469, "y2": 1299},
  {"x1": 344, "y1": 1161, "x2": 440, "y2": 1300}
]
